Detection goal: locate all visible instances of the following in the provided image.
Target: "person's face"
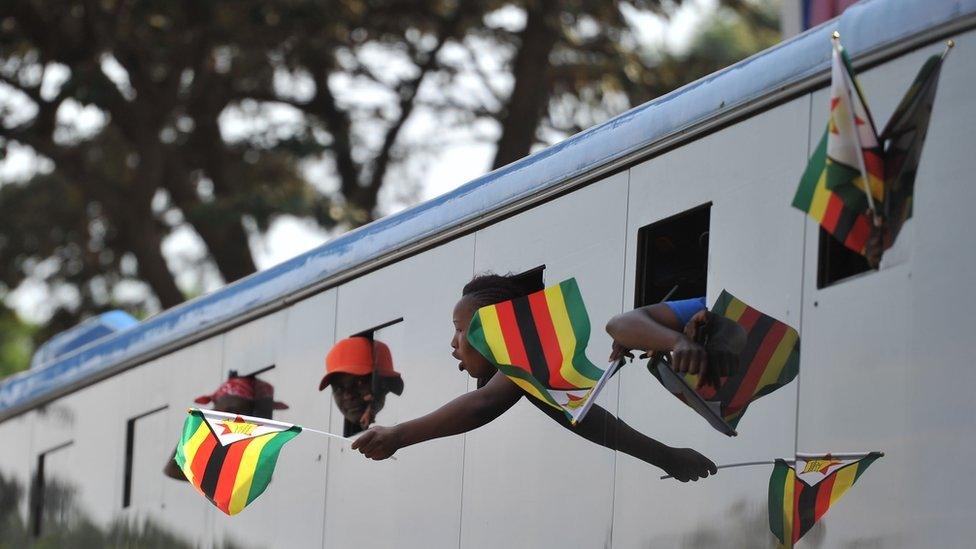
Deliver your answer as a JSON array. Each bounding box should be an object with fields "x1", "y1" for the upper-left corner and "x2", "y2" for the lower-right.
[
  {"x1": 331, "y1": 373, "x2": 387, "y2": 426},
  {"x1": 213, "y1": 395, "x2": 258, "y2": 417},
  {"x1": 252, "y1": 397, "x2": 275, "y2": 419},
  {"x1": 452, "y1": 296, "x2": 496, "y2": 380}
]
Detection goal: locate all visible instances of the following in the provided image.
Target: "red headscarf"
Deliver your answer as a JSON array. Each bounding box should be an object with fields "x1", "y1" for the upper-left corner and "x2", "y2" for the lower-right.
[{"x1": 194, "y1": 376, "x2": 289, "y2": 410}]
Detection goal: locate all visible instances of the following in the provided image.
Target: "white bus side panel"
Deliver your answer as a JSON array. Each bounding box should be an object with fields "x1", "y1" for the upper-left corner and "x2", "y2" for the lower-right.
[
  {"x1": 798, "y1": 32, "x2": 976, "y2": 549},
  {"x1": 459, "y1": 173, "x2": 628, "y2": 549},
  {"x1": 211, "y1": 290, "x2": 337, "y2": 549},
  {"x1": 613, "y1": 96, "x2": 809, "y2": 548},
  {"x1": 323, "y1": 236, "x2": 474, "y2": 549}
]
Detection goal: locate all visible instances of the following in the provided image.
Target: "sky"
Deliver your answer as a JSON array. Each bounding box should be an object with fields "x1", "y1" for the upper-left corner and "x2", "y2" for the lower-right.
[{"x1": 0, "y1": 0, "x2": 718, "y2": 324}]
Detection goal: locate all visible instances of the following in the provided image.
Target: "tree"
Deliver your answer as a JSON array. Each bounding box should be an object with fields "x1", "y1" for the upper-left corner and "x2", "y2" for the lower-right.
[{"x1": 0, "y1": 0, "x2": 778, "y2": 377}]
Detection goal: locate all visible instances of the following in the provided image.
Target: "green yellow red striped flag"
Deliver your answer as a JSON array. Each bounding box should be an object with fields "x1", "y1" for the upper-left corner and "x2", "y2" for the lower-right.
[
  {"x1": 650, "y1": 290, "x2": 799, "y2": 433},
  {"x1": 466, "y1": 278, "x2": 616, "y2": 424},
  {"x1": 769, "y1": 452, "x2": 882, "y2": 547},
  {"x1": 793, "y1": 39, "x2": 882, "y2": 256},
  {"x1": 879, "y1": 50, "x2": 948, "y2": 248},
  {"x1": 174, "y1": 409, "x2": 301, "y2": 515}
]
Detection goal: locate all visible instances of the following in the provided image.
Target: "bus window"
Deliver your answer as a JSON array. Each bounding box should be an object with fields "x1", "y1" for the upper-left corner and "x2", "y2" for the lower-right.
[
  {"x1": 122, "y1": 405, "x2": 168, "y2": 508},
  {"x1": 635, "y1": 204, "x2": 711, "y2": 307},
  {"x1": 30, "y1": 441, "x2": 73, "y2": 538},
  {"x1": 817, "y1": 227, "x2": 872, "y2": 288}
]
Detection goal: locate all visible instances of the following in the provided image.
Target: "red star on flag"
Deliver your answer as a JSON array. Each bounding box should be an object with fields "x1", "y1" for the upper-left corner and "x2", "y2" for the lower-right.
[{"x1": 220, "y1": 415, "x2": 248, "y2": 435}]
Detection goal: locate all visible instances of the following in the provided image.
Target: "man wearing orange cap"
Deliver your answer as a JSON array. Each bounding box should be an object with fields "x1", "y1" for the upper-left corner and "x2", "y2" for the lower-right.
[
  {"x1": 163, "y1": 373, "x2": 288, "y2": 480},
  {"x1": 320, "y1": 337, "x2": 404, "y2": 436}
]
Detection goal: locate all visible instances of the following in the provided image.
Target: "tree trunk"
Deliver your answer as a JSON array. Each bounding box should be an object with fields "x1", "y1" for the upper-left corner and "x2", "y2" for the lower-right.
[
  {"x1": 124, "y1": 212, "x2": 185, "y2": 309},
  {"x1": 491, "y1": 0, "x2": 561, "y2": 170},
  {"x1": 180, "y1": 94, "x2": 259, "y2": 283}
]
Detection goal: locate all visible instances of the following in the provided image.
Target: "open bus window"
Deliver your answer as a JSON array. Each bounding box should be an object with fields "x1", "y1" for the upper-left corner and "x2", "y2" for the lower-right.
[
  {"x1": 322, "y1": 318, "x2": 405, "y2": 437},
  {"x1": 30, "y1": 441, "x2": 73, "y2": 538},
  {"x1": 635, "y1": 204, "x2": 710, "y2": 307},
  {"x1": 123, "y1": 405, "x2": 168, "y2": 508},
  {"x1": 817, "y1": 227, "x2": 872, "y2": 288}
]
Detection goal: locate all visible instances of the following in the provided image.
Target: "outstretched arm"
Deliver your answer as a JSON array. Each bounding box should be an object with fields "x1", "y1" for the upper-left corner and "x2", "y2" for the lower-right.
[
  {"x1": 606, "y1": 303, "x2": 712, "y2": 381},
  {"x1": 606, "y1": 303, "x2": 686, "y2": 355},
  {"x1": 352, "y1": 371, "x2": 522, "y2": 459},
  {"x1": 529, "y1": 398, "x2": 717, "y2": 482},
  {"x1": 607, "y1": 303, "x2": 740, "y2": 387}
]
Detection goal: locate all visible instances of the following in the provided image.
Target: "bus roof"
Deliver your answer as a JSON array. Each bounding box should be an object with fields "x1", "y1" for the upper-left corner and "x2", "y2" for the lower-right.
[{"x1": 2, "y1": 0, "x2": 972, "y2": 419}]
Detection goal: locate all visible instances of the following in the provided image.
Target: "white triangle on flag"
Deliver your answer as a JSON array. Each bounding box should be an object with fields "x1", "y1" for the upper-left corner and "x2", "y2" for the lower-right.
[
  {"x1": 198, "y1": 408, "x2": 296, "y2": 447},
  {"x1": 794, "y1": 452, "x2": 875, "y2": 486}
]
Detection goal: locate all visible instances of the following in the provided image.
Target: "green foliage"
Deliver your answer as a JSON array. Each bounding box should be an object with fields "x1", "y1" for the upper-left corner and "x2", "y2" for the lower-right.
[
  {"x1": 0, "y1": 472, "x2": 209, "y2": 549},
  {"x1": 0, "y1": 0, "x2": 779, "y2": 348},
  {"x1": 0, "y1": 304, "x2": 34, "y2": 378}
]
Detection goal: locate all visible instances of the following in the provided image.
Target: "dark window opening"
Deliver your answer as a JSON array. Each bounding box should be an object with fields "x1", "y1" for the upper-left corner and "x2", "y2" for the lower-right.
[
  {"x1": 635, "y1": 204, "x2": 711, "y2": 308},
  {"x1": 351, "y1": 317, "x2": 404, "y2": 340},
  {"x1": 237, "y1": 364, "x2": 276, "y2": 378},
  {"x1": 817, "y1": 227, "x2": 872, "y2": 288},
  {"x1": 122, "y1": 405, "x2": 168, "y2": 508},
  {"x1": 512, "y1": 264, "x2": 546, "y2": 294},
  {"x1": 30, "y1": 441, "x2": 73, "y2": 538}
]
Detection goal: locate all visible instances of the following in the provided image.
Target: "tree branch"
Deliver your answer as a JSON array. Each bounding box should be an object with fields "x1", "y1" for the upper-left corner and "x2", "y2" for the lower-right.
[{"x1": 361, "y1": 11, "x2": 461, "y2": 209}]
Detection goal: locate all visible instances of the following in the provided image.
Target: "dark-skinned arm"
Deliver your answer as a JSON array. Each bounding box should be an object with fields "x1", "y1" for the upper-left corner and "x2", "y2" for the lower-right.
[
  {"x1": 607, "y1": 303, "x2": 741, "y2": 387},
  {"x1": 606, "y1": 303, "x2": 710, "y2": 381},
  {"x1": 163, "y1": 447, "x2": 188, "y2": 481},
  {"x1": 352, "y1": 371, "x2": 522, "y2": 460},
  {"x1": 528, "y1": 398, "x2": 717, "y2": 482}
]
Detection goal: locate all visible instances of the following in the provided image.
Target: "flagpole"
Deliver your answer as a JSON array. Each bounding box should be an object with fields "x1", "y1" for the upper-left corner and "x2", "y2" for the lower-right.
[
  {"x1": 832, "y1": 31, "x2": 880, "y2": 225},
  {"x1": 942, "y1": 40, "x2": 955, "y2": 60},
  {"x1": 658, "y1": 451, "x2": 884, "y2": 479},
  {"x1": 658, "y1": 459, "x2": 787, "y2": 480},
  {"x1": 302, "y1": 427, "x2": 356, "y2": 443},
  {"x1": 191, "y1": 408, "x2": 397, "y2": 459}
]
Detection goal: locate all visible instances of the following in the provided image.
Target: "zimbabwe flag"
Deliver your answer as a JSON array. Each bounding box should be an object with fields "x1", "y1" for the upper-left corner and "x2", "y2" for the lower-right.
[
  {"x1": 175, "y1": 409, "x2": 301, "y2": 515},
  {"x1": 650, "y1": 290, "x2": 799, "y2": 433},
  {"x1": 793, "y1": 38, "x2": 882, "y2": 256},
  {"x1": 467, "y1": 278, "x2": 615, "y2": 424},
  {"x1": 879, "y1": 50, "x2": 948, "y2": 248},
  {"x1": 769, "y1": 452, "x2": 882, "y2": 547}
]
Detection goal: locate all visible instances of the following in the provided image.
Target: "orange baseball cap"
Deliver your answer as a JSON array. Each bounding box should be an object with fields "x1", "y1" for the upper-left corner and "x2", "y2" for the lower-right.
[{"x1": 320, "y1": 337, "x2": 403, "y2": 394}]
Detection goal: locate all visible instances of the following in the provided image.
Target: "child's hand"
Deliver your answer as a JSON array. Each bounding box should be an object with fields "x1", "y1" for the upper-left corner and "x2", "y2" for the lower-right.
[
  {"x1": 671, "y1": 334, "x2": 708, "y2": 380},
  {"x1": 678, "y1": 310, "x2": 744, "y2": 389},
  {"x1": 661, "y1": 446, "x2": 718, "y2": 482},
  {"x1": 351, "y1": 425, "x2": 402, "y2": 460}
]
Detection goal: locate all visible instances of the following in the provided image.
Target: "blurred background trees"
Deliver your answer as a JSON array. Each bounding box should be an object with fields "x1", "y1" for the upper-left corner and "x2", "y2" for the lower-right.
[{"x1": 0, "y1": 0, "x2": 779, "y2": 376}]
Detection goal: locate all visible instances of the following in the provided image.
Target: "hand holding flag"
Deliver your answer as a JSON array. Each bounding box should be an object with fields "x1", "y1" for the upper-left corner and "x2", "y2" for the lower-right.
[{"x1": 648, "y1": 290, "x2": 800, "y2": 435}]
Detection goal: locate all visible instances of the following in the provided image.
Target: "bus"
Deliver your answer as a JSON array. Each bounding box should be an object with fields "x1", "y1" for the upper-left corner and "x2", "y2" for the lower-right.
[{"x1": 2, "y1": 0, "x2": 974, "y2": 546}]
